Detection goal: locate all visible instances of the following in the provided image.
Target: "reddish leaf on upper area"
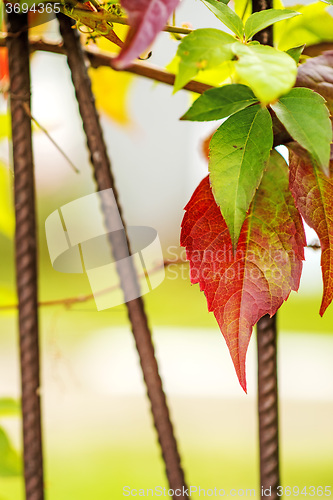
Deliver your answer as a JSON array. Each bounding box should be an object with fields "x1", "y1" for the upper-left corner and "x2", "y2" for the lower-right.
[
  {"x1": 112, "y1": 0, "x2": 180, "y2": 69},
  {"x1": 289, "y1": 144, "x2": 333, "y2": 316},
  {"x1": 181, "y1": 151, "x2": 305, "y2": 392},
  {"x1": 296, "y1": 51, "x2": 333, "y2": 113}
]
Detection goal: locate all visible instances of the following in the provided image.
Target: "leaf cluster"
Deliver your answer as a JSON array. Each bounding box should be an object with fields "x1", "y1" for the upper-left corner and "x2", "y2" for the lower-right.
[{"x1": 178, "y1": 0, "x2": 333, "y2": 389}]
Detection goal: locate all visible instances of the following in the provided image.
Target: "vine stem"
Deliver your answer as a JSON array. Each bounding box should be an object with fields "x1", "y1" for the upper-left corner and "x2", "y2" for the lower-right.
[
  {"x1": 0, "y1": 36, "x2": 212, "y2": 94},
  {"x1": 0, "y1": 260, "x2": 186, "y2": 311},
  {"x1": 60, "y1": 7, "x2": 193, "y2": 35},
  {"x1": 6, "y1": 12, "x2": 44, "y2": 500},
  {"x1": 57, "y1": 13, "x2": 189, "y2": 499},
  {"x1": 252, "y1": 0, "x2": 280, "y2": 497}
]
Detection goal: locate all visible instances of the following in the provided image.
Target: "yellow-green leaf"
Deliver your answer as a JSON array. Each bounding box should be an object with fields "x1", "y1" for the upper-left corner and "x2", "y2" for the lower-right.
[
  {"x1": 233, "y1": 43, "x2": 297, "y2": 104},
  {"x1": 0, "y1": 399, "x2": 20, "y2": 418},
  {"x1": 0, "y1": 427, "x2": 21, "y2": 477},
  {"x1": 89, "y1": 67, "x2": 133, "y2": 125},
  {"x1": 244, "y1": 9, "x2": 300, "y2": 41},
  {"x1": 0, "y1": 163, "x2": 14, "y2": 239},
  {"x1": 275, "y1": 2, "x2": 333, "y2": 51},
  {"x1": 0, "y1": 114, "x2": 10, "y2": 141},
  {"x1": 174, "y1": 29, "x2": 236, "y2": 92},
  {"x1": 201, "y1": 0, "x2": 244, "y2": 38}
]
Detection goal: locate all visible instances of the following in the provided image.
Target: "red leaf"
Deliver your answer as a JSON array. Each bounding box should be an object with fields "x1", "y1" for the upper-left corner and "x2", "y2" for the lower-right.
[
  {"x1": 202, "y1": 131, "x2": 215, "y2": 161},
  {"x1": 112, "y1": 0, "x2": 180, "y2": 69},
  {"x1": 296, "y1": 51, "x2": 333, "y2": 113},
  {"x1": 0, "y1": 48, "x2": 9, "y2": 90},
  {"x1": 289, "y1": 144, "x2": 333, "y2": 316},
  {"x1": 181, "y1": 151, "x2": 305, "y2": 392}
]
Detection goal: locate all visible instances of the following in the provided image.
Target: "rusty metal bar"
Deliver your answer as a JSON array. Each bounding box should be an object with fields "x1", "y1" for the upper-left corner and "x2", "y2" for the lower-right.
[
  {"x1": 252, "y1": 0, "x2": 274, "y2": 45},
  {"x1": 56, "y1": 13, "x2": 188, "y2": 498},
  {"x1": 252, "y1": 0, "x2": 280, "y2": 497},
  {"x1": 6, "y1": 12, "x2": 44, "y2": 500},
  {"x1": 256, "y1": 315, "x2": 280, "y2": 499}
]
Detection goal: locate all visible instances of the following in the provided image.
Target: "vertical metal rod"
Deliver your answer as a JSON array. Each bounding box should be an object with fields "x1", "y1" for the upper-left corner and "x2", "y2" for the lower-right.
[
  {"x1": 252, "y1": 0, "x2": 280, "y2": 497},
  {"x1": 57, "y1": 14, "x2": 188, "y2": 498},
  {"x1": 256, "y1": 315, "x2": 280, "y2": 498},
  {"x1": 252, "y1": 0, "x2": 274, "y2": 44},
  {"x1": 6, "y1": 13, "x2": 44, "y2": 500}
]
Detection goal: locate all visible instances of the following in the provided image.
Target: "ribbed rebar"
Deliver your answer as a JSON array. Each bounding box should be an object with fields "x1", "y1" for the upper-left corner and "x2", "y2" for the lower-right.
[
  {"x1": 256, "y1": 315, "x2": 280, "y2": 498},
  {"x1": 57, "y1": 13, "x2": 188, "y2": 498},
  {"x1": 252, "y1": 0, "x2": 274, "y2": 45},
  {"x1": 6, "y1": 12, "x2": 44, "y2": 500}
]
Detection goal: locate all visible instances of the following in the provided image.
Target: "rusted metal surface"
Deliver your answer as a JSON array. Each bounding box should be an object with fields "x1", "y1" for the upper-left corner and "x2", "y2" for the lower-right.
[
  {"x1": 57, "y1": 14, "x2": 188, "y2": 498},
  {"x1": 257, "y1": 315, "x2": 280, "y2": 499},
  {"x1": 6, "y1": 12, "x2": 44, "y2": 500},
  {"x1": 252, "y1": 0, "x2": 274, "y2": 45}
]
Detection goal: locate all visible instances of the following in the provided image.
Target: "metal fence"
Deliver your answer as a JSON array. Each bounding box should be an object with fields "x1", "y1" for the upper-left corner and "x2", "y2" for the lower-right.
[{"x1": 5, "y1": 5, "x2": 280, "y2": 500}]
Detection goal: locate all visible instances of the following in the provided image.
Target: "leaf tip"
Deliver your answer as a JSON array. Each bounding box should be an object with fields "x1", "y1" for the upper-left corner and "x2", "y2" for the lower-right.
[
  {"x1": 319, "y1": 297, "x2": 331, "y2": 317},
  {"x1": 239, "y1": 376, "x2": 247, "y2": 394}
]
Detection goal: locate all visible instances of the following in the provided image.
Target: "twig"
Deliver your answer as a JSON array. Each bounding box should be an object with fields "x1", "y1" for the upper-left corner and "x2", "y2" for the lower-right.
[
  {"x1": 6, "y1": 11, "x2": 44, "y2": 500},
  {"x1": 0, "y1": 259, "x2": 186, "y2": 312},
  {"x1": 22, "y1": 102, "x2": 80, "y2": 174},
  {"x1": 57, "y1": 13, "x2": 189, "y2": 498},
  {"x1": 0, "y1": 37, "x2": 212, "y2": 94},
  {"x1": 66, "y1": 8, "x2": 193, "y2": 34}
]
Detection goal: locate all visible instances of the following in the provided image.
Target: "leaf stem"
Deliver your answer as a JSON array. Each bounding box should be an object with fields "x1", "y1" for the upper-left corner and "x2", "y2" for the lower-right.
[
  {"x1": 60, "y1": 7, "x2": 193, "y2": 35},
  {"x1": 22, "y1": 102, "x2": 80, "y2": 174},
  {"x1": 0, "y1": 260, "x2": 186, "y2": 311}
]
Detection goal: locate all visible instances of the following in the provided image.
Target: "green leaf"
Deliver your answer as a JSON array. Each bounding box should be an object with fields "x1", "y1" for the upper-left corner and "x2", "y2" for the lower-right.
[
  {"x1": 209, "y1": 104, "x2": 273, "y2": 249},
  {"x1": 0, "y1": 399, "x2": 20, "y2": 418},
  {"x1": 181, "y1": 151, "x2": 305, "y2": 392},
  {"x1": 234, "y1": 0, "x2": 251, "y2": 21},
  {"x1": 233, "y1": 43, "x2": 297, "y2": 104},
  {"x1": 271, "y1": 88, "x2": 332, "y2": 175},
  {"x1": 286, "y1": 44, "x2": 305, "y2": 64},
  {"x1": 201, "y1": 0, "x2": 244, "y2": 38},
  {"x1": 275, "y1": 2, "x2": 333, "y2": 51},
  {"x1": 167, "y1": 55, "x2": 236, "y2": 88},
  {"x1": 181, "y1": 84, "x2": 258, "y2": 121},
  {"x1": 0, "y1": 427, "x2": 21, "y2": 477},
  {"x1": 244, "y1": 9, "x2": 300, "y2": 41},
  {"x1": 174, "y1": 29, "x2": 236, "y2": 92}
]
